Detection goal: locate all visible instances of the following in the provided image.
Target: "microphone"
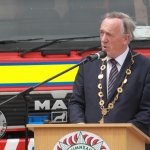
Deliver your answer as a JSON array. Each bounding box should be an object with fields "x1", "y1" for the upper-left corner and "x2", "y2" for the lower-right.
[{"x1": 86, "y1": 51, "x2": 107, "y2": 62}]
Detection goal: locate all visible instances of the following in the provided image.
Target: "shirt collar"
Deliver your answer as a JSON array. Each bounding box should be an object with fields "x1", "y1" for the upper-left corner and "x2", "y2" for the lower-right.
[{"x1": 107, "y1": 47, "x2": 129, "y2": 66}]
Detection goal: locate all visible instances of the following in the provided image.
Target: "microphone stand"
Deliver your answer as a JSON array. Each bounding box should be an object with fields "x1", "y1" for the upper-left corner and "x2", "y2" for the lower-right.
[{"x1": 0, "y1": 58, "x2": 89, "y2": 150}]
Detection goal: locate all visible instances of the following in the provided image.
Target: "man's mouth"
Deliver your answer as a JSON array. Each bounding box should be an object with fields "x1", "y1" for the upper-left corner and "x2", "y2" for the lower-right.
[{"x1": 102, "y1": 46, "x2": 107, "y2": 49}]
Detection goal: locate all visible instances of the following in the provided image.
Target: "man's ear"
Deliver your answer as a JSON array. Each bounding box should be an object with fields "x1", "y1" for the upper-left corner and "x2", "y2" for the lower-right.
[{"x1": 123, "y1": 34, "x2": 130, "y2": 45}]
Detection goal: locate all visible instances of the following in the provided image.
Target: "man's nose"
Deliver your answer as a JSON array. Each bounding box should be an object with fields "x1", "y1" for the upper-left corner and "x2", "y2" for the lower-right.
[{"x1": 101, "y1": 34, "x2": 107, "y2": 42}]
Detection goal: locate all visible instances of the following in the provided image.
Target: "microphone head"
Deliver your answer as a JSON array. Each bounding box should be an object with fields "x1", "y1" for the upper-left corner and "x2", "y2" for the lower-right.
[
  {"x1": 86, "y1": 50, "x2": 107, "y2": 62},
  {"x1": 99, "y1": 51, "x2": 107, "y2": 58}
]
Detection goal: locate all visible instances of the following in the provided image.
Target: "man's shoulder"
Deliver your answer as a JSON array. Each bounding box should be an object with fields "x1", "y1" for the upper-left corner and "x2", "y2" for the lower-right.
[
  {"x1": 136, "y1": 52, "x2": 150, "y2": 63},
  {"x1": 131, "y1": 49, "x2": 150, "y2": 61}
]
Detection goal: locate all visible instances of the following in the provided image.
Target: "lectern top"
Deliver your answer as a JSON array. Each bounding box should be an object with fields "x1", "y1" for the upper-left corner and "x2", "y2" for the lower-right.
[{"x1": 27, "y1": 123, "x2": 150, "y2": 143}]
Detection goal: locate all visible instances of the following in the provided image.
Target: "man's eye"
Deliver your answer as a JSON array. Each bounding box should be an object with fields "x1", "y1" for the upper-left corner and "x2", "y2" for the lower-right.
[
  {"x1": 107, "y1": 33, "x2": 112, "y2": 36},
  {"x1": 100, "y1": 32, "x2": 103, "y2": 36}
]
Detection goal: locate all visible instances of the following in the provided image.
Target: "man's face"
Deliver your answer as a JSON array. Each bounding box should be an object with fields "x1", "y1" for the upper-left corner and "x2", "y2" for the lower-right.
[{"x1": 100, "y1": 18, "x2": 129, "y2": 58}]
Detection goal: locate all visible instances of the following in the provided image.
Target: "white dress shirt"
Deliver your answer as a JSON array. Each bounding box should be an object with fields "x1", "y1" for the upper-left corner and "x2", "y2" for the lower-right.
[{"x1": 106, "y1": 47, "x2": 129, "y2": 95}]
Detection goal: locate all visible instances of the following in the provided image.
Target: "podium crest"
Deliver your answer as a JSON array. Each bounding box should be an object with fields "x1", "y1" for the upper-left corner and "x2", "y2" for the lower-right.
[{"x1": 53, "y1": 131, "x2": 110, "y2": 150}]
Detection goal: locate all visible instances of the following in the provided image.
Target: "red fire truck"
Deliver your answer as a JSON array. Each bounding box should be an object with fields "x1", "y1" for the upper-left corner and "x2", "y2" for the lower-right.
[{"x1": 0, "y1": 0, "x2": 150, "y2": 149}]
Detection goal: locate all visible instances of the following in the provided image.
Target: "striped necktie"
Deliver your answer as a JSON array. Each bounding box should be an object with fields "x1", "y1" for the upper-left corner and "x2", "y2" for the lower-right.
[{"x1": 108, "y1": 59, "x2": 118, "y2": 96}]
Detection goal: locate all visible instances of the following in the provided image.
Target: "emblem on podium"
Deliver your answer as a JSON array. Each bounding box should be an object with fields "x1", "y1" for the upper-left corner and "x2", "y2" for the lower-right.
[{"x1": 53, "y1": 131, "x2": 110, "y2": 150}]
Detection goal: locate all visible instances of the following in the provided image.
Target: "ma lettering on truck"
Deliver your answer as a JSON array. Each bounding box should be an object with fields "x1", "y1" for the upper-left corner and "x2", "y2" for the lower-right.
[{"x1": 0, "y1": 0, "x2": 150, "y2": 150}]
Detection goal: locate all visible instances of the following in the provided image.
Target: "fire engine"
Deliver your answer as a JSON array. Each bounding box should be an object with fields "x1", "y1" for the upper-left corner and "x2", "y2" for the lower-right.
[{"x1": 0, "y1": 0, "x2": 150, "y2": 149}]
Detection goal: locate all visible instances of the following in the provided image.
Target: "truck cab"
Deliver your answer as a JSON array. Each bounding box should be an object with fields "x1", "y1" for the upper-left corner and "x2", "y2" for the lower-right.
[{"x1": 0, "y1": 0, "x2": 150, "y2": 149}]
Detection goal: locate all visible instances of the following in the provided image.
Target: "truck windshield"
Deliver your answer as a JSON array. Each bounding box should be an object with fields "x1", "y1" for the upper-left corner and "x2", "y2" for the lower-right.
[{"x1": 0, "y1": 0, "x2": 150, "y2": 42}]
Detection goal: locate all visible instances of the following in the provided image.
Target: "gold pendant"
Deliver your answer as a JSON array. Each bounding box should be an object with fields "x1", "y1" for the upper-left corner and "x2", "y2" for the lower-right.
[
  {"x1": 108, "y1": 103, "x2": 114, "y2": 109},
  {"x1": 114, "y1": 94, "x2": 119, "y2": 101},
  {"x1": 102, "y1": 108, "x2": 107, "y2": 115},
  {"x1": 117, "y1": 87, "x2": 123, "y2": 93},
  {"x1": 126, "y1": 69, "x2": 131, "y2": 75},
  {"x1": 98, "y1": 92, "x2": 104, "y2": 98},
  {"x1": 123, "y1": 78, "x2": 127, "y2": 84},
  {"x1": 98, "y1": 84, "x2": 102, "y2": 89},
  {"x1": 99, "y1": 100, "x2": 104, "y2": 106},
  {"x1": 101, "y1": 65, "x2": 106, "y2": 70},
  {"x1": 99, "y1": 116, "x2": 104, "y2": 124},
  {"x1": 101, "y1": 57, "x2": 107, "y2": 61},
  {"x1": 98, "y1": 74, "x2": 103, "y2": 79}
]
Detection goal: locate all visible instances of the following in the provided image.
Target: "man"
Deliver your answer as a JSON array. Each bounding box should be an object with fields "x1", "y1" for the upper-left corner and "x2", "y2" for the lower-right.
[{"x1": 68, "y1": 12, "x2": 150, "y2": 149}]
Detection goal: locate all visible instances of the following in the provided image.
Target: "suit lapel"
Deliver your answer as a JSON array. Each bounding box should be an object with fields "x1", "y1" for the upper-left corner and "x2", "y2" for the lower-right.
[
  {"x1": 105, "y1": 50, "x2": 132, "y2": 105},
  {"x1": 101, "y1": 60, "x2": 107, "y2": 103}
]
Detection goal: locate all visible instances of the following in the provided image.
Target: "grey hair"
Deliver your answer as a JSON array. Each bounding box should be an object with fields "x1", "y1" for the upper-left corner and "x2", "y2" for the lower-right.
[{"x1": 103, "y1": 12, "x2": 136, "y2": 41}]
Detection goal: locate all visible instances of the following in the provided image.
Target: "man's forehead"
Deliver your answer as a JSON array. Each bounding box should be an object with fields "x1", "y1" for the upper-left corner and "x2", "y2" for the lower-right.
[
  {"x1": 100, "y1": 18, "x2": 122, "y2": 31},
  {"x1": 103, "y1": 18, "x2": 122, "y2": 23}
]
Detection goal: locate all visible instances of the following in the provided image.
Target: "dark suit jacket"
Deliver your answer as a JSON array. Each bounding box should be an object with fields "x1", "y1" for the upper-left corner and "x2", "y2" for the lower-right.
[{"x1": 68, "y1": 49, "x2": 150, "y2": 142}]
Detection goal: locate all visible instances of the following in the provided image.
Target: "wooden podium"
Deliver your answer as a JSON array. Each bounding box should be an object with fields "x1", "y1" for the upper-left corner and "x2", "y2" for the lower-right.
[{"x1": 27, "y1": 123, "x2": 150, "y2": 150}]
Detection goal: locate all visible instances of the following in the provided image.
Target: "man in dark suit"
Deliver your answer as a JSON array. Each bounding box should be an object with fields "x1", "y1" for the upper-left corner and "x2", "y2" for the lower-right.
[{"x1": 68, "y1": 12, "x2": 150, "y2": 149}]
